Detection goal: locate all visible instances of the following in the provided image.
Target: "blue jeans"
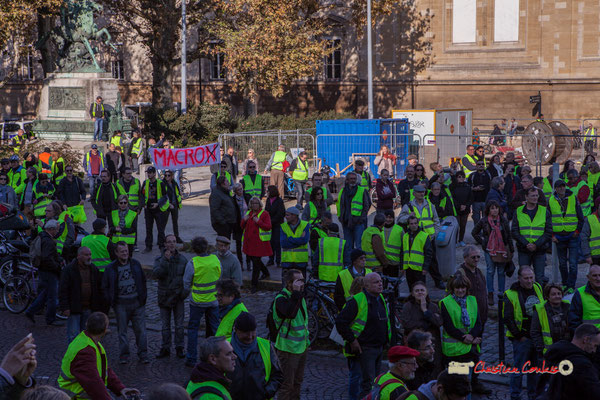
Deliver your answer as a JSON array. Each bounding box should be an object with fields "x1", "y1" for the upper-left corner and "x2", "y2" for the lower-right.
[
  {"x1": 114, "y1": 302, "x2": 148, "y2": 360},
  {"x1": 93, "y1": 118, "x2": 104, "y2": 141},
  {"x1": 88, "y1": 175, "x2": 98, "y2": 198},
  {"x1": 556, "y1": 236, "x2": 579, "y2": 289},
  {"x1": 517, "y1": 251, "x2": 547, "y2": 284},
  {"x1": 343, "y1": 223, "x2": 366, "y2": 251},
  {"x1": 67, "y1": 309, "x2": 91, "y2": 344},
  {"x1": 472, "y1": 202, "x2": 485, "y2": 225},
  {"x1": 294, "y1": 180, "x2": 306, "y2": 209},
  {"x1": 186, "y1": 304, "x2": 220, "y2": 363},
  {"x1": 26, "y1": 270, "x2": 59, "y2": 324},
  {"x1": 485, "y1": 251, "x2": 506, "y2": 293},
  {"x1": 347, "y1": 357, "x2": 362, "y2": 400},
  {"x1": 510, "y1": 338, "x2": 538, "y2": 400}
]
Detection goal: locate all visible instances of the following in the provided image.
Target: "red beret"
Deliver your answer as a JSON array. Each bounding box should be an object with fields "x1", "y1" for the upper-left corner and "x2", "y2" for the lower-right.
[{"x1": 388, "y1": 346, "x2": 420, "y2": 363}]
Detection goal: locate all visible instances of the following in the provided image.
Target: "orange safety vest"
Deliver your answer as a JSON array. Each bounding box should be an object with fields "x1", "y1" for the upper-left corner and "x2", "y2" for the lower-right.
[{"x1": 38, "y1": 152, "x2": 52, "y2": 174}]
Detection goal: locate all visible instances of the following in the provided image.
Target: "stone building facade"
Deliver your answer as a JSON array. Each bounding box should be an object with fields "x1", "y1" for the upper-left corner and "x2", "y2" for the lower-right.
[{"x1": 2, "y1": 0, "x2": 600, "y2": 130}]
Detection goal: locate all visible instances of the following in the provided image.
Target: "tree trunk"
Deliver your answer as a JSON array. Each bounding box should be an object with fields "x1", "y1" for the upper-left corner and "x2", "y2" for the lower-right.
[
  {"x1": 150, "y1": 0, "x2": 180, "y2": 110},
  {"x1": 151, "y1": 55, "x2": 173, "y2": 110},
  {"x1": 37, "y1": 14, "x2": 57, "y2": 76}
]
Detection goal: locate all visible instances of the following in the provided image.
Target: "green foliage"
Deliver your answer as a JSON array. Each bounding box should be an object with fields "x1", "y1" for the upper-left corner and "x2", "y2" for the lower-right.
[
  {"x1": 0, "y1": 140, "x2": 83, "y2": 173},
  {"x1": 234, "y1": 111, "x2": 353, "y2": 133},
  {"x1": 144, "y1": 103, "x2": 234, "y2": 145}
]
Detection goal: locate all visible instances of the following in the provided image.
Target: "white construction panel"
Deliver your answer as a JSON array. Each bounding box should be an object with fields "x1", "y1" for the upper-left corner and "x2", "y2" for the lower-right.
[
  {"x1": 452, "y1": 0, "x2": 477, "y2": 43},
  {"x1": 494, "y1": 0, "x2": 520, "y2": 42}
]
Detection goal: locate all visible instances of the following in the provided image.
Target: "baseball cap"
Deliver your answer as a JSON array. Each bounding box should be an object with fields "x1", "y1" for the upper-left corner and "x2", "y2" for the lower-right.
[{"x1": 146, "y1": 166, "x2": 156, "y2": 173}]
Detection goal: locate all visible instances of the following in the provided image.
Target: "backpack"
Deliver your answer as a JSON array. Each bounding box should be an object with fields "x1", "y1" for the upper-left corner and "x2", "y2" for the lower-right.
[
  {"x1": 29, "y1": 235, "x2": 42, "y2": 268},
  {"x1": 361, "y1": 373, "x2": 405, "y2": 400}
]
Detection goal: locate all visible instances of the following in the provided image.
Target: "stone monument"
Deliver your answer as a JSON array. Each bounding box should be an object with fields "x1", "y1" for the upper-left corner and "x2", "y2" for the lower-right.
[{"x1": 33, "y1": 0, "x2": 129, "y2": 141}]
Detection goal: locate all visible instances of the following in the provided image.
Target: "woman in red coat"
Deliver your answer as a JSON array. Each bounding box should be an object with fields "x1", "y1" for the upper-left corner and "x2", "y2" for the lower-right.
[{"x1": 241, "y1": 196, "x2": 273, "y2": 291}]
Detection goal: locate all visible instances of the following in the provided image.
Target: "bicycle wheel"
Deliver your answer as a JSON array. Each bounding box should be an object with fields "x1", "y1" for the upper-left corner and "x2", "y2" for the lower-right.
[
  {"x1": 180, "y1": 177, "x2": 192, "y2": 200},
  {"x1": 0, "y1": 258, "x2": 31, "y2": 285},
  {"x1": 370, "y1": 187, "x2": 378, "y2": 206},
  {"x1": 3, "y1": 276, "x2": 32, "y2": 314},
  {"x1": 307, "y1": 308, "x2": 319, "y2": 345}
]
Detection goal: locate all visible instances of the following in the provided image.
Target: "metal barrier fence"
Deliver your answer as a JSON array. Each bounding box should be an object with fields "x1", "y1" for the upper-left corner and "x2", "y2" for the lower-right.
[
  {"x1": 218, "y1": 130, "x2": 317, "y2": 173},
  {"x1": 315, "y1": 133, "x2": 421, "y2": 178}
]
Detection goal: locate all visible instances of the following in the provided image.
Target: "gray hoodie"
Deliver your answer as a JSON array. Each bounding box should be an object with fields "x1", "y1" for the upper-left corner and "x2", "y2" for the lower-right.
[
  {"x1": 416, "y1": 380, "x2": 436, "y2": 400},
  {"x1": 216, "y1": 250, "x2": 242, "y2": 286}
]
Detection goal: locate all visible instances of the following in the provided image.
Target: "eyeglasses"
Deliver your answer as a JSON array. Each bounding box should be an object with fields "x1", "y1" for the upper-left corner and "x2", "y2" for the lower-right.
[
  {"x1": 165, "y1": 174, "x2": 172, "y2": 177},
  {"x1": 415, "y1": 168, "x2": 423, "y2": 172},
  {"x1": 398, "y1": 361, "x2": 418, "y2": 367},
  {"x1": 66, "y1": 169, "x2": 73, "y2": 172},
  {"x1": 471, "y1": 255, "x2": 481, "y2": 259},
  {"x1": 119, "y1": 201, "x2": 128, "y2": 204},
  {"x1": 248, "y1": 166, "x2": 256, "y2": 169}
]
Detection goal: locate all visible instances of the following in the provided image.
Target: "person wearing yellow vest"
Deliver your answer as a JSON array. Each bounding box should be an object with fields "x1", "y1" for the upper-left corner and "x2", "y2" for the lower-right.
[
  {"x1": 313, "y1": 223, "x2": 349, "y2": 282},
  {"x1": 37, "y1": 147, "x2": 52, "y2": 175},
  {"x1": 211, "y1": 160, "x2": 234, "y2": 191},
  {"x1": 361, "y1": 214, "x2": 390, "y2": 272},
  {"x1": 461, "y1": 145, "x2": 477, "y2": 178},
  {"x1": 582, "y1": 204, "x2": 600, "y2": 266},
  {"x1": 228, "y1": 312, "x2": 283, "y2": 399},
  {"x1": 183, "y1": 236, "x2": 222, "y2": 366},
  {"x1": 502, "y1": 265, "x2": 543, "y2": 400},
  {"x1": 511, "y1": 187, "x2": 552, "y2": 284},
  {"x1": 280, "y1": 207, "x2": 310, "y2": 278},
  {"x1": 186, "y1": 336, "x2": 237, "y2": 399},
  {"x1": 241, "y1": 160, "x2": 264, "y2": 202},
  {"x1": 334, "y1": 249, "x2": 372, "y2": 310},
  {"x1": 92, "y1": 170, "x2": 119, "y2": 220},
  {"x1": 152, "y1": 234, "x2": 188, "y2": 360},
  {"x1": 10, "y1": 129, "x2": 26, "y2": 153},
  {"x1": 382, "y1": 211, "x2": 403, "y2": 274},
  {"x1": 264, "y1": 144, "x2": 292, "y2": 200},
  {"x1": 8, "y1": 155, "x2": 25, "y2": 190},
  {"x1": 336, "y1": 272, "x2": 391, "y2": 399},
  {"x1": 164, "y1": 169, "x2": 183, "y2": 243},
  {"x1": 109, "y1": 130, "x2": 124, "y2": 149},
  {"x1": 568, "y1": 264, "x2": 600, "y2": 332},
  {"x1": 337, "y1": 172, "x2": 371, "y2": 250},
  {"x1": 301, "y1": 186, "x2": 328, "y2": 227},
  {"x1": 542, "y1": 173, "x2": 553, "y2": 202},
  {"x1": 566, "y1": 169, "x2": 592, "y2": 217},
  {"x1": 242, "y1": 197, "x2": 273, "y2": 291},
  {"x1": 100, "y1": 242, "x2": 149, "y2": 363},
  {"x1": 57, "y1": 165, "x2": 86, "y2": 215},
  {"x1": 439, "y1": 273, "x2": 482, "y2": 395},
  {"x1": 58, "y1": 312, "x2": 139, "y2": 399},
  {"x1": 273, "y1": 269, "x2": 309, "y2": 400},
  {"x1": 427, "y1": 182, "x2": 454, "y2": 220},
  {"x1": 116, "y1": 167, "x2": 141, "y2": 249},
  {"x1": 306, "y1": 172, "x2": 333, "y2": 209},
  {"x1": 369, "y1": 345, "x2": 420, "y2": 400},
  {"x1": 32, "y1": 173, "x2": 55, "y2": 218},
  {"x1": 354, "y1": 159, "x2": 372, "y2": 190},
  {"x1": 214, "y1": 279, "x2": 248, "y2": 340},
  {"x1": 401, "y1": 216, "x2": 433, "y2": 290},
  {"x1": 81, "y1": 219, "x2": 114, "y2": 275},
  {"x1": 584, "y1": 122, "x2": 597, "y2": 155},
  {"x1": 550, "y1": 180, "x2": 584, "y2": 294},
  {"x1": 36, "y1": 201, "x2": 76, "y2": 258},
  {"x1": 90, "y1": 96, "x2": 106, "y2": 141},
  {"x1": 108, "y1": 195, "x2": 138, "y2": 254},
  {"x1": 128, "y1": 130, "x2": 144, "y2": 173},
  {"x1": 141, "y1": 166, "x2": 169, "y2": 253},
  {"x1": 530, "y1": 283, "x2": 570, "y2": 360},
  {"x1": 587, "y1": 161, "x2": 600, "y2": 198},
  {"x1": 398, "y1": 186, "x2": 445, "y2": 290},
  {"x1": 397, "y1": 165, "x2": 420, "y2": 207},
  {"x1": 289, "y1": 151, "x2": 310, "y2": 210}
]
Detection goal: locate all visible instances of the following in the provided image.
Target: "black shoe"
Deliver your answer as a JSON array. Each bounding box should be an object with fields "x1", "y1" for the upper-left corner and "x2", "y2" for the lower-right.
[
  {"x1": 25, "y1": 312, "x2": 35, "y2": 324},
  {"x1": 156, "y1": 349, "x2": 170, "y2": 359},
  {"x1": 142, "y1": 247, "x2": 152, "y2": 254},
  {"x1": 435, "y1": 281, "x2": 447, "y2": 290},
  {"x1": 119, "y1": 357, "x2": 129, "y2": 365},
  {"x1": 472, "y1": 382, "x2": 492, "y2": 395},
  {"x1": 176, "y1": 237, "x2": 184, "y2": 244},
  {"x1": 176, "y1": 347, "x2": 185, "y2": 359},
  {"x1": 47, "y1": 319, "x2": 65, "y2": 326},
  {"x1": 259, "y1": 273, "x2": 270, "y2": 280}
]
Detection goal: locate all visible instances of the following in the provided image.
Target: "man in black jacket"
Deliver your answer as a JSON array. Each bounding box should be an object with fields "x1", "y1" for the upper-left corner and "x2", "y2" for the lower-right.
[
  {"x1": 467, "y1": 160, "x2": 490, "y2": 225},
  {"x1": 57, "y1": 166, "x2": 86, "y2": 207},
  {"x1": 541, "y1": 323, "x2": 600, "y2": 400},
  {"x1": 92, "y1": 170, "x2": 119, "y2": 219},
  {"x1": 25, "y1": 220, "x2": 64, "y2": 325},
  {"x1": 152, "y1": 234, "x2": 188, "y2": 359},
  {"x1": 228, "y1": 312, "x2": 283, "y2": 400},
  {"x1": 101, "y1": 241, "x2": 148, "y2": 364},
  {"x1": 59, "y1": 247, "x2": 104, "y2": 343},
  {"x1": 336, "y1": 272, "x2": 390, "y2": 400}
]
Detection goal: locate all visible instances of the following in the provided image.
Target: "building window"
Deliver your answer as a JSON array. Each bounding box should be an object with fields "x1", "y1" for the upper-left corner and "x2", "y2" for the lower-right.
[
  {"x1": 494, "y1": 0, "x2": 519, "y2": 42},
  {"x1": 210, "y1": 52, "x2": 226, "y2": 81},
  {"x1": 111, "y1": 60, "x2": 124, "y2": 80},
  {"x1": 324, "y1": 39, "x2": 341, "y2": 80},
  {"x1": 19, "y1": 51, "x2": 34, "y2": 80},
  {"x1": 452, "y1": 0, "x2": 476, "y2": 44}
]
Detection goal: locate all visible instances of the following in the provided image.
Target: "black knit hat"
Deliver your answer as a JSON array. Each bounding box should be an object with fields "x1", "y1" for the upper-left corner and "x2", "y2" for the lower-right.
[{"x1": 234, "y1": 312, "x2": 257, "y2": 332}]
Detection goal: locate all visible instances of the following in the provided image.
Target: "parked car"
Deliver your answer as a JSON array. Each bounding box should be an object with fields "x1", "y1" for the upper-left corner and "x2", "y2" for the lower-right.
[{"x1": 0, "y1": 120, "x2": 34, "y2": 141}]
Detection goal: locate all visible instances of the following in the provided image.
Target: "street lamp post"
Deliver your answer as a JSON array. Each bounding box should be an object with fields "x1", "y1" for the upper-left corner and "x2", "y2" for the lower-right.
[
  {"x1": 181, "y1": 0, "x2": 187, "y2": 114},
  {"x1": 367, "y1": 0, "x2": 373, "y2": 119}
]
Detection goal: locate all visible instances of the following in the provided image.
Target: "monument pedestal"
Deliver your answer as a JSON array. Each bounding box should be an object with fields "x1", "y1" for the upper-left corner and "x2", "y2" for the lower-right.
[{"x1": 33, "y1": 72, "x2": 120, "y2": 141}]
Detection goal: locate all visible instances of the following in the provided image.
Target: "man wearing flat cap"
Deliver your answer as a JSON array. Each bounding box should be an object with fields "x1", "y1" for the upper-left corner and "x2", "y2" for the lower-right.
[
  {"x1": 371, "y1": 345, "x2": 420, "y2": 399},
  {"x1": 280, "y1": 207, "x2": 310, "y2": 278},
  {"x1": 214, "y1": 236, "x2": 242, "y2": 286}
]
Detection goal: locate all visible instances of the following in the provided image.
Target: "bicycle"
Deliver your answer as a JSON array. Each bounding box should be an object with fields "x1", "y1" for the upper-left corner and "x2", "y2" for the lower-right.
[
  {"x1": 3, "y1": 263, "x2": 66, "y2": 320},
  {"x1": 305, "y1": 275, "x2": 339, "y2": 344},
  {"x1": 381, "y1": 274, "x2": 407, "y2": 345},
  {"x1": 157, "y1": 169, "x2": 192, "y2": 200}
]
